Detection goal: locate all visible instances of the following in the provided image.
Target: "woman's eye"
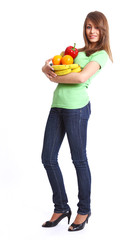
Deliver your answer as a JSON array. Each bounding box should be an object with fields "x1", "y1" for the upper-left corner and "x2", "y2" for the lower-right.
[{"x1": 87, "y1": 26, "x2": 91, "y2": 29}]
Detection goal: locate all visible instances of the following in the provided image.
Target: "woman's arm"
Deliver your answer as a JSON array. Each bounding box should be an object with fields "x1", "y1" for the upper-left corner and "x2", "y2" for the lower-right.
[{"x1": 49, "y1": 61, "x2": 100, "y2": 84}]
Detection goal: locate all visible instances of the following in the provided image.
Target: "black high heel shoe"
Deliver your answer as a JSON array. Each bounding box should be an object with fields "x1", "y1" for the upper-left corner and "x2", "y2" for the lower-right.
[
  {"x1": 42, "y1": 209, "x2": 72, "y2": 228},
  {"x1": 68, "y1": 212, "x2": 91, "y2": 232}
]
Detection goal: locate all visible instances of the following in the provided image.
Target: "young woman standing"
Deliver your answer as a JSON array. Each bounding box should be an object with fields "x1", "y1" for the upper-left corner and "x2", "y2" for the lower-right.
[{"x1": 41, "y1": 11, "x2": 113, "y2": 231}]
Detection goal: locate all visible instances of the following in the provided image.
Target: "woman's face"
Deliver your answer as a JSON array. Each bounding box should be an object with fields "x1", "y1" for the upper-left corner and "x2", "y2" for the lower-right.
[{"x1": 86, "y1": 19, "x2": 100, "y2": 43}]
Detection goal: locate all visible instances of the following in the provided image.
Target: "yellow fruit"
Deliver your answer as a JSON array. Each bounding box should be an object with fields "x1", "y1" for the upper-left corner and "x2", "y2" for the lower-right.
[
  {"x1": 71, "y1": 66, "x2": 81, "y2": 73},
  {"x1": 69, "y1": 64, "x2": 79, "y2": 69},
  {"x1": 60, "y1": 51, "x2": 65, "y2": 57},
  {"x1": 52, "y1": 65, "x2": 69, "y2": 71},
  {"x1": 55, "y1": 68, "x2": 71, "y2": 75}
]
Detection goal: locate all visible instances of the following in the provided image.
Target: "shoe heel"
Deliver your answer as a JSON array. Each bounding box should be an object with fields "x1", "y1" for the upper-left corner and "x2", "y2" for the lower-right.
[
  {"x1": 86, "y1": 212, "x2": 91, "y2": 223},
  {"x1": 68, "y1": 215, "x2": 71, "y2": 224},
  {"x1": 67, "y1": 211, "x2": 72, "y2": 224}
]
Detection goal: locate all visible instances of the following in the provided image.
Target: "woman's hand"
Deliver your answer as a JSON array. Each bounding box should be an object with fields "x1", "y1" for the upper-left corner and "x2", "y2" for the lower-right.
[{"x1": 42, "y1": 58, "x2": 57, "y2": 79}]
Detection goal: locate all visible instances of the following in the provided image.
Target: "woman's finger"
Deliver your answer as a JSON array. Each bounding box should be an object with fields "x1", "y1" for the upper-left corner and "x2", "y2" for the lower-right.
[
  {"x1": 45, "y1": 58, "x2": 53, "y2": 65},
  {"x1": 48, "y1": 70, "x2": 57, "y2": 78},
  {"x1": 51, "y1": 72, "x2": 57, "y2": 77},
  {"x1": 46, "y1": 71, "x2": 57, "y2": 78}
]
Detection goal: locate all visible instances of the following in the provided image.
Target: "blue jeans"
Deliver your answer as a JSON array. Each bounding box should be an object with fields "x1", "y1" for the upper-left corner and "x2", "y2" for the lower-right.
[{"x1": 41, "y1": 102, "x2": 91, "y2": 215}]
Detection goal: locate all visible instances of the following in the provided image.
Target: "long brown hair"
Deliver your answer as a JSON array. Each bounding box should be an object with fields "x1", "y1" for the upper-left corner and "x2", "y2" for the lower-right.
[{"x1": 79, "y1": 11, "x2": 113, "y2": 62}]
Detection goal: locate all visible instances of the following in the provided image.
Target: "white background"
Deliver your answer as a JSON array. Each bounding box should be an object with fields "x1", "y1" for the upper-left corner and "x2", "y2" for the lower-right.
[{"x1": 0, "y1": 0, "x2": 137, "y2": 239}]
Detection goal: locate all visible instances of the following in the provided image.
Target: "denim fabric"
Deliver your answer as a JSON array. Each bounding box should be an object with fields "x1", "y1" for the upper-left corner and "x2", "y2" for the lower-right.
[{"x1": 41, "y1": 102, "x2": 91, "y2": 215}]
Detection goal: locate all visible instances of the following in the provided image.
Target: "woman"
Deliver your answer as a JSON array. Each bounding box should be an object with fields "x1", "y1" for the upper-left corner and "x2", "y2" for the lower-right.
[{"x1": 41, "y1": 11, "x2": 113, "y2": 232}]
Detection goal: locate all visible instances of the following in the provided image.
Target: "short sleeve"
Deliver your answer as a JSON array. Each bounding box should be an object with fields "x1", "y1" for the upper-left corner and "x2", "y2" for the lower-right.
[{"x1": 89, "y1": 50, "x2": 108, "y2": 69}]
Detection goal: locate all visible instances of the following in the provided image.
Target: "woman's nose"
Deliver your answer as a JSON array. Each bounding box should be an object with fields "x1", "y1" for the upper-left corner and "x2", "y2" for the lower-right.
[{"x1": 90, "y1": 27, "x2": 95, "y2": 33}]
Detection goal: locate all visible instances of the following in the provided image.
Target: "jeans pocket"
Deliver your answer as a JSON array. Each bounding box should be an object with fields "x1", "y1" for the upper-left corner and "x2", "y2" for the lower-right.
[{"x1": 80, "y1": 102, "x2": 91, "y2": 120}]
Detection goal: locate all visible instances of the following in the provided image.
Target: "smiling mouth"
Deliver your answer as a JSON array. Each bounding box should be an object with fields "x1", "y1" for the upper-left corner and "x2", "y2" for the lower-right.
[{"x1": 89, "y1": 35, "x2": 97, "y2": 38}]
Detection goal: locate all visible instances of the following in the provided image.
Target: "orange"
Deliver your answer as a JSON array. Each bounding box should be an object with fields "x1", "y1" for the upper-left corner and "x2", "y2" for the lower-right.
[
  {"x1": 61, "y1": 55, "x2": 73, "y2": 65},
  {"x1": 52, "y1": 55, "x2": 62, "y2": 65}
]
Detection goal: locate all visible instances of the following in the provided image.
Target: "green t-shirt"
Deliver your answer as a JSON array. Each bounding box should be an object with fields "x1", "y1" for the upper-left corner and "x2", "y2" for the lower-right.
[{"x1": 51, "y1": 50, "x2": 108, "y2": 109}]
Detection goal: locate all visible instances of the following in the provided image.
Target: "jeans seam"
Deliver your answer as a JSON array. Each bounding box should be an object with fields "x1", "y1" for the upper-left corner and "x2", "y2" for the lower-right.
[
  {"x1": 49, "y1": 115, "x2": 64, "y2": 210},
  {"x1": 52, "y1": 167, "x2": 64, "y2": 210}
]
